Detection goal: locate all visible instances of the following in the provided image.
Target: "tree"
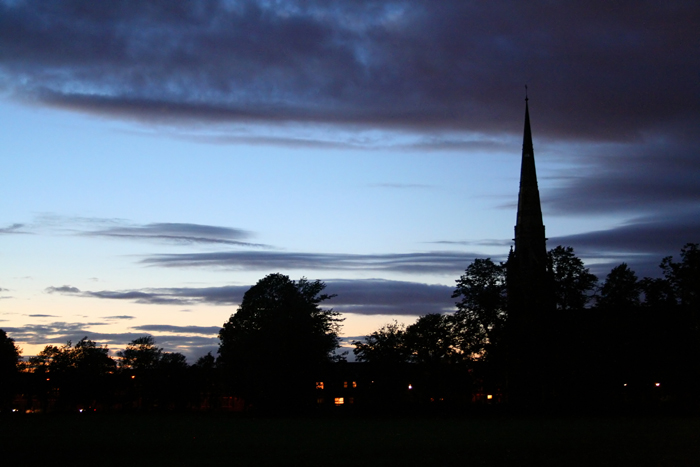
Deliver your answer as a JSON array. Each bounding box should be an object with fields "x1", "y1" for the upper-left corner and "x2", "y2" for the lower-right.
[
  {"x1": 660, "y1": 243, "x2": 700, "y2": 320},
  {"x1": 0, "y1": 330, "x2": 21, "y2": 410},
  {"x1": 0, "y1": 329, "x2": 21, "y2": 374},
  {"x1": 452, "y1": 258, "x2": 507, "y2": 358},
  {"x1": 597, "y1": 263, "x2": 641, "y2": 309},
  {"x1": 548, "y1": 246, "x2": 598, "y2": 311},
  {"x1": 117, "y1": 336, "x2": 163, "y2": 371},
  {"x1": 218, "y1": 273, "x2": 342, "y2": 408},
  {"x1": 29, "y1": 337, "x2": 115, "y2": 376},
  {"x1": 404, "y1": 313, "x2": 457, "y2": 365},
  {"x1": 353, "y1": 321, "x2": 410, "y2": 365}
]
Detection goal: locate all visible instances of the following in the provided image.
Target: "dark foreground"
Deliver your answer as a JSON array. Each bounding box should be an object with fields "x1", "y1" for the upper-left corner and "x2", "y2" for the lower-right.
[{"x1": 2, "y1": 413, "x2": 700, "y2": 466}]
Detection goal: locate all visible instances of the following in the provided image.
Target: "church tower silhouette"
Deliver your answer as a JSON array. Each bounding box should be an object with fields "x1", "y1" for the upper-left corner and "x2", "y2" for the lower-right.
[{"x1": 506, "y1": 93, "x2": 555, "y2": 406}]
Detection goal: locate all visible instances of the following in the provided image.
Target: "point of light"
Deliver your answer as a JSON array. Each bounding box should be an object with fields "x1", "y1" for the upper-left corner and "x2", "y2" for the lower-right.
[
  {"x1": 655, "y1": 382, "x2": 661, "y2": 387},
  {"x1": 408, "y1": 384, "x2": 413, "y2": 390}
]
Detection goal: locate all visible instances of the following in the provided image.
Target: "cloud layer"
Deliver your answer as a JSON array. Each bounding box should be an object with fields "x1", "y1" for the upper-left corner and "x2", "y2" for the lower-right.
[
  {"x1": 44, "y1": 278, "x2": 457, "y2": 317},
  {"x1": 0, "y1": 1, "x2": 697, "y2": 141}
]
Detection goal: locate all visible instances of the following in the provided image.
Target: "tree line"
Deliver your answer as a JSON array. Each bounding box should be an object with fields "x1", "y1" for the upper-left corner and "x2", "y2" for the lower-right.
[{"x1": 1, "y1": 243, "x2": 698, "y2": 413}]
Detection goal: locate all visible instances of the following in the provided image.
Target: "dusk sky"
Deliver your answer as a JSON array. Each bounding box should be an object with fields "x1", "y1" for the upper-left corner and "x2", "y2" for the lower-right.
[{"x1": 1, "y1": 0, "x2": 698, "y2": 361}]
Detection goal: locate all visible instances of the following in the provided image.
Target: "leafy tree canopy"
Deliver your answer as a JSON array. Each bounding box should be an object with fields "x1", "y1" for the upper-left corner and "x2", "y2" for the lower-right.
[
  {"x1": 218, "y1": 274, "x2": 342, "y2": 406},
  {"x1": 29, "y1": 337, "x2": 115, "y2": 375},
  {"x1": 353, "y1": 321, "x2": 410, "y2": 365},
  {"x1": 117, "y1": 336, "x2": 162, "y2": 371},
  {"x1": 0, "y1": 329, "x2": 21, "y2": 374},
  {"x1": 598, "y1": 263, "x2": 640, "y2": 309},
  {"x1": 548, "y1": 246, "x2": 598, "y2": 311},
  {"x1": 452, "y1": 258, "x2": 507, "y2": 357}
]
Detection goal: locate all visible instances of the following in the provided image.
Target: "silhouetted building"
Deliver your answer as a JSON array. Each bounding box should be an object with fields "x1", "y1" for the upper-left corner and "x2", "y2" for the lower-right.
[{"x1": 506, "y1": 96, "x2": 555, "y2": 406}]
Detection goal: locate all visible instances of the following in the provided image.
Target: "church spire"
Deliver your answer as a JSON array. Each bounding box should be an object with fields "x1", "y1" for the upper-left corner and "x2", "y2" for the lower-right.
[{"x1": 514, "y1": 95, "x2": 547, "y2": 273}]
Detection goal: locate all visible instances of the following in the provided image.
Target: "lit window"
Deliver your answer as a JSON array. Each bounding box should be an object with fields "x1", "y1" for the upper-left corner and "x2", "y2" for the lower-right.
[
  {"x1": 316, "y1": 382, "x2": 324, "y2": 390},
  {"x1": 334, "y1": 397, "x2": 344, "y2": 406},
  {"x1": 316, "y1": 398, "x2": 324, "y2": 404},
  {"x1": 487, "y1": 394, "x2": 493, "y2": 400},
  {"x1": 343, "y1": 381, "x2": 348, "y2": 389},
  {"x1": 352, "y1": 381, "x2": 357, "y2": 388}
]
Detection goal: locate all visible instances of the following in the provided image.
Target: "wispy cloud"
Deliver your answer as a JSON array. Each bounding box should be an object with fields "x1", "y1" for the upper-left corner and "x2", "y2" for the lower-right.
[
  {"x1": 140, "y1": 250, "x2": 481, "y2": 275},
  {"x1": 0, "y1": 223, "x2": 30, "y2": 234},
  {"x1": 84, "y1": 222, "x2": 269, "y2": 247},
  {"x1": 43, "y1": 278, "x2": 456, "y2": 317}
]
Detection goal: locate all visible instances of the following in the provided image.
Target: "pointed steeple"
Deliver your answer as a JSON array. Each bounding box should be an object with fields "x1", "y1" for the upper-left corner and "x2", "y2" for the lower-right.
[
  {"x1": 513, "y1": 95, "x2": 547, "y2": 274},
  {"x1": 506, "y1": 94, "x2": 555, "y2": 407}
]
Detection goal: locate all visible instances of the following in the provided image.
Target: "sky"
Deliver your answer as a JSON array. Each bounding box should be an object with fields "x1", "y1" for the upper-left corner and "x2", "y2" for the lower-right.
[{"x1": 1, "y1": 0, "x2": 698, "y2": 361}]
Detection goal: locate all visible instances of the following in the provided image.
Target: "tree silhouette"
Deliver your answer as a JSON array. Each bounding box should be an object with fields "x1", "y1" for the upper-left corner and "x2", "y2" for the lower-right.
[
  {"x1": 660, "y1": 243, "x2": 700, "y2": 328},
  {"x1": 548, "y1": 246, "x2": 598, "y2": 311},
  {"x1": 353, "y1": 321, "x2": 410, "y2": 365},
  {"x1": 452, "y1": 258, "x2": 507, "y2": 358},
  {"x1": 598, "y1": 263, "x2": 641, "y2": 309},
  {"x1": 117, "y1": 336, "x2": 162, "y2": 371},
  {"x1": 0, "y1": 329, "x2": 21, "y2": 411},
  {"x1": 218, "y1": 273, "x2": 342, "y2": 410},
  {"x1": 29, "y1": 337, "x2": 115, "y2": 376},
  {"x1": 405, "y1": 313, "x2": 457, "y2": 365}
]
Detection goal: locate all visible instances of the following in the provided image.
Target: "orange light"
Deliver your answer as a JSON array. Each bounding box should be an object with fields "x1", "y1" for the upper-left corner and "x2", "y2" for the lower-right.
[
  {"x1": 131, "y1": 375, "x2": 136, "y2": 379},
  {"x1": 334, "y1": 397, "x2": 344, "y2": 406},
  {"x1": 487, "y1": 394, "x2": 493, "y2": 400}
]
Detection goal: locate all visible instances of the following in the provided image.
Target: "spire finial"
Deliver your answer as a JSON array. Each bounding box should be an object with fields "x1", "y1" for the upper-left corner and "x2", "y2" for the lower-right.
[{"x1": 525, "y1": 85, "x2": 528, "y2": 102}]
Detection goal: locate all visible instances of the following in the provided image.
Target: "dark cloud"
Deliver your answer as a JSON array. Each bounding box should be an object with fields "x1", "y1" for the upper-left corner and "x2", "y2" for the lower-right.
[
  {"x1": 85, "y1": 222, "x2": 268, "y2": 247},
  {"x1": 47, "y1": 284, "x2": 250, "y2": 306},
  {"x1": 545, "y1": 141, "x2": 700, "y2": 216},
  {"x1": 131, "y1": 325, "x2": 220, "y2": 335},
  {"x1": 42, "y1": 277, "x2": 455, "y2": 316},
  {"x1": 27, "y1": 314, "x2": 58, "y2": 318},
  {"x1": 102, "y1": 315, "x2": 136, "y2": 320},
  {"x1": 325, "y1": 279, "x2": 455, "y2": 316},
  {"x1": 141, "y1": 250, "x2": 480, "y2": 275},
  {"x1": 550, "y1": 209, "x2": 700, "y2": 279},
  {"x1": 0, "y1": 1, "x2": 696, "y2": 142}
]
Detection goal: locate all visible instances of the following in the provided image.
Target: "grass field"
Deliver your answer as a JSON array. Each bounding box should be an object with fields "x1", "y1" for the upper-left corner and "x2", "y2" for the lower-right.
[{"x1": 2, "y1": 413, "x2": 700, "y2": 466}]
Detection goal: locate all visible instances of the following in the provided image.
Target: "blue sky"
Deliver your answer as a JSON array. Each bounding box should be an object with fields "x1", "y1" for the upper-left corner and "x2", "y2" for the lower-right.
[{"x1": 1, "y1": 0, "x2": 698, "y2": 360}]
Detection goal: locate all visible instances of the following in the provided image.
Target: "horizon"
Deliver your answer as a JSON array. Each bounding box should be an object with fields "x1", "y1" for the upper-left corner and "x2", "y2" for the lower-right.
[{"x1": 1, "y1": 1, "x2": 698, "y2": 361}]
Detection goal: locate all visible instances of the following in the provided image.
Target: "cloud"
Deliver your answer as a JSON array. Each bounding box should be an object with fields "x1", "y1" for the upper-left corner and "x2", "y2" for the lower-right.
[
  {"x1": 27, "y1": 314, "x2": 58, "y2": 318},
  {"x1": 131, "y1": 325, "x2": 220, "y2": 335},
  {"x1": 43, "y1": 277, "x2": 456, "y2": 316},
  {"x1": 47, "y1": 284, "x2": 250, "y2": 306},
  {"x1": 102, "y1": 315, "x2": 136, "y2": 320},
  {"x1": 325, "y1": 279, "x2": 455, "y2": 316},
  {"x1": 0, "y1": 1, "x2": 696, "y2": 143},
  {"x1": 545, "y1": 140, "x2": 700, "y2": 217},
  {"x1": 45, "y1": 285, "x2": 81, "y2": 294},
  {"x1": 0, "y1": 223, "x2": 30, "y2": 234},
  {"x1": 84, "y1": 222, "x2": 268, "y2": 247},
  {"x1": 4, "y1": 322, "x2": 218, "y2": 361},
  {"x1": 141, "y1": 250, "x2": 481, "y2": 275},
  {"x1": 550, "y1": 209, "x2": 700, "y2": 279}
]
